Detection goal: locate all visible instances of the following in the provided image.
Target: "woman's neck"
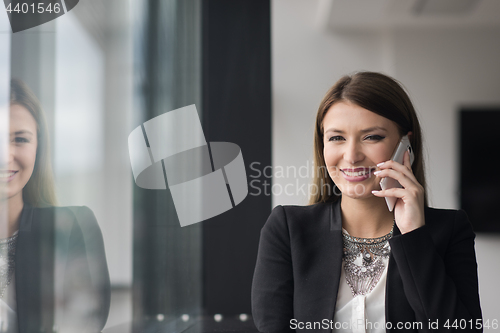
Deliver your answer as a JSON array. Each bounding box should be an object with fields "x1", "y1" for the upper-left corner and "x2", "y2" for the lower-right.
[
  {"x1": 340, "y1": 195, "x2": 394, "y2": 238},
  {"x1": 0, "y1": 193, "x2": 23, "y2": 238}
]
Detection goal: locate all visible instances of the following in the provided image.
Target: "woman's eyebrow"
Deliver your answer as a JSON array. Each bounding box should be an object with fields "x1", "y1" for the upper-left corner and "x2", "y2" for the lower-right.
[
  {"x1": 324, "y1": 126, "x2": 388, "y2": 134},
  {"x1": 360, "y1": 126, "x2": 388, "y2": 133},
  {"x1": 10, "y1": 130, "x2": 34, "y2": 136},
  {"x1": 324, "y1": 128, "x2": 342, "y2": 134}
]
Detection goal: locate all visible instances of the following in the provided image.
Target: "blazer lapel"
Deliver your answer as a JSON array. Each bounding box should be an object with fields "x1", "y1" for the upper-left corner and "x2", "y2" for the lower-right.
[
  {"x1": 15, "y1": 203, "x2": 37, "y2": 333},
  {"x1": 385, "y1": 223, "x2": 416, "y2": 332},
  {"x1": 328, "y1": 198, "x2": 344, "y2": 314},
  {"x1": 15, "y1": 205, "x2": 55, "y2": 333},
  {"x1": 294, "y1": 198, "x2": 343, "y2": 329}
]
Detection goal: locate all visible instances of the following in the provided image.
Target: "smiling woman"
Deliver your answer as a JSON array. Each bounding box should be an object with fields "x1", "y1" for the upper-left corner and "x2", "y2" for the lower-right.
[
  {"x1": 311, "y1": 71, "x2": 427, "y2": 208},
  {"x1": 251, "y1": 71, "x2": 482, "y2": 333},
  {"x1": 0, "y1": 79, "x2": 110, "y2": 332},
  {"x1": 7, "y1": 79, "x2": 56, "y2": 210}
]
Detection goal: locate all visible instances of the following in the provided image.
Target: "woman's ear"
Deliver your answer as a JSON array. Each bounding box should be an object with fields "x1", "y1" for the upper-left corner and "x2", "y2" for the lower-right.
[{"x1": 407, "y1": 131, "x2": 413, "y2": 141}]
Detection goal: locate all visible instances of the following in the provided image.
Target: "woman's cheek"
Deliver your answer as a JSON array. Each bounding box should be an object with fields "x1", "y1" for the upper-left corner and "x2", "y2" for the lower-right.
[{"x1": 21, "y1": 146, "x2": 37, "y2": 174}]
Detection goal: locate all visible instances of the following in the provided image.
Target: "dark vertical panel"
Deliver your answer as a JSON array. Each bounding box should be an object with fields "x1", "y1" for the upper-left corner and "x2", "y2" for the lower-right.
[
  {"x1": 460, "y1": 109, "x2": 500, "y2": 233},
  {"x1": 202, "y1": 0, "x2": 271, "y2": 315},
  {"x1": 132, "y1": 0, "x2": 202, "y2": 326}
]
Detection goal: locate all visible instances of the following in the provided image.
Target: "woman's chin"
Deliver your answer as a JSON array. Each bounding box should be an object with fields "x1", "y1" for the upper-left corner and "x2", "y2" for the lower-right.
[
  {"x1": 0, "y1": 190, "x2": 7, "y2": 202},
  {"x1": 342, "y1": 192, "x2": 372, "y2": 200},
  {"x1": 2, "y1": 187, "x2": 23, "y2": 202},
  {"x1": 338, "y1": 183, "x2": 378, "y2": 200}
]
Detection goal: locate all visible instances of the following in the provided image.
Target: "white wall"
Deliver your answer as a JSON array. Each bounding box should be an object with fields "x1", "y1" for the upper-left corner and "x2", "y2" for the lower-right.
[
  {"x1": 393, "y1": 28, "x2": 500, "y2": 209},
  {"x1": 272, "y1": 0, "x2": 500, "y2": 324},
  {"x1": 54, "y1": 7, "x2": 133, "y2": 287}
]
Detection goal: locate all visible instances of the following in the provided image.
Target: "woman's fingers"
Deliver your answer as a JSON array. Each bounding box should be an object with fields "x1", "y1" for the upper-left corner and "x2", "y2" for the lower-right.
[
  {"x1": 374, "y1": 168, "x2": 415, "y2": 190},
  {"x1": 371, "y1": 187, "x2": 406, "y2": 198},
  {"x1": 376, "y1": 150, "x2": 417, "y2": 183},
  {"x1": 373, "y1": 150, "x2": 424, "y2": 200},
  {"x1": 374, "y1": 168, "x2": 423, "y2": 196},
  {"x1": 371, "y1": 185, "x2": 424, "y2": 209}
]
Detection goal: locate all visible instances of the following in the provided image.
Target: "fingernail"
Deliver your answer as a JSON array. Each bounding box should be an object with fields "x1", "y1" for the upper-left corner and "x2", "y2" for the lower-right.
[
  {"x1": 371, "y1": 190, "x2": 379, "y2": 194},
  {"x1": 376, "y1": 162, "x2": 385, "y2": 167},
  {"x1": 373, "y1": 171, "x2": 381, "y2": 175}
]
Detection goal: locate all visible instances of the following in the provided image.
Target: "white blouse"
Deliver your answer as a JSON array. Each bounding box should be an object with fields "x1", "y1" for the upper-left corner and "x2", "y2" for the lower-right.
[
  {"x1": 0, "y1": 275, "x2": 18, "y2": 333},
  {"x1": 332, "y1": 228, "x2": 390, "y2": 333},
  {"x1": 0, "y1": 230, "x2": 18, "y2": 333}
]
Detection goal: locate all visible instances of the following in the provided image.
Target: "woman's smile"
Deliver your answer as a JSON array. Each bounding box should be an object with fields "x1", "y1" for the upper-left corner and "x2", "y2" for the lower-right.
[
  {"x1": 0, "y1": 170, "x2": 18, "y2": 182},
  {"x1": 340, "y1": 167, "x2": 376, "y2": 182}
]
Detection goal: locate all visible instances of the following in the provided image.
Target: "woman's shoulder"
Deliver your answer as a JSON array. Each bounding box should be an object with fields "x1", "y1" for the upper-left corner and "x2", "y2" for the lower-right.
[
  {"x1": 24, "y1": 204, "x2": 105, "y2": 251},
  {"x1": 263, "y1": 201, "x2": 333, "y2": 234},
  {"x1": 29, "y1": 204, "x2": 96, "y2": 219},
  {"x1": 269, "y1": 201, "x2": 332, "y2": 219},
  {"x1": 24, "y1": 204, "x2": 99, "y2": 233},
  {"x1": 278, "y1": 200, "x2": 331, "y2": 212},
  {"x1": 424, "y1": 206, "x2": 471, "y2": 227},
  {"x1": 422, "y1": 206, "x2": 475, "y2": 243}
]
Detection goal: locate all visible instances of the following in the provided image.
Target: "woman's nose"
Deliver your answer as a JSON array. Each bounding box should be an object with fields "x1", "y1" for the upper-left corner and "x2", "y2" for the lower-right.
[
  {"x1": 8, "y1": 146, "x2": 15, "y2": 163},
  {"x1": 343, "y1": 141, "x2": 364, "y2": 164}
]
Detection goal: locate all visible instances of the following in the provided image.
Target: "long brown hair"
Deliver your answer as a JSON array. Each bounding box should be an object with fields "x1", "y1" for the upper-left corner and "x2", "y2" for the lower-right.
[
  {"x1": 309, "y1": 71, "x2": 428, "y2": 206},
  {"x1": 10, "y1": 78, "x2": 57, "y2": 207}
]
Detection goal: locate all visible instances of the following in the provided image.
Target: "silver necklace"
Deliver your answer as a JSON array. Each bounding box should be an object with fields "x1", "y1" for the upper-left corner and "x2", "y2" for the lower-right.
[
  {"x1": 0, "y1": 231, "x2": 18, "y2": 298},
  {"x1": 342, "y1": 222, "x2": 393, "y2": 297}
]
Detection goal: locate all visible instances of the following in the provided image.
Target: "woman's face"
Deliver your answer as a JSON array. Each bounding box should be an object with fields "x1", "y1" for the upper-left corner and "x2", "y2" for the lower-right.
[
  {"x1": 1, "y1": 104, "x2": 38, "y2": 201},
  {"x1": 322, "y1": 101, "x2": 402, "y2": 199}
]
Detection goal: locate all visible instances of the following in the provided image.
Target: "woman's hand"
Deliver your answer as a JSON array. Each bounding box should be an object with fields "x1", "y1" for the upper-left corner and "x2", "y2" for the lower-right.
[{"x1": 371, "y1": 149, "x2": 425, "y2": 234}]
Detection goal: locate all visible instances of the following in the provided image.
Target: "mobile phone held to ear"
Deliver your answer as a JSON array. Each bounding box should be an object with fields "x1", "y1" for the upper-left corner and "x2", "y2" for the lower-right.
[{"x1": 379, "y1": 135, "x2": 415, "y2": 212}]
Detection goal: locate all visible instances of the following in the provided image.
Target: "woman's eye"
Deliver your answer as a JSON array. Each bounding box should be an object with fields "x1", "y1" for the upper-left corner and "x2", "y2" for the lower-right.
[
  {"x1": 13, "y1": 137, "x2": 29, "y2": 144},
  {"x1": 365, "y1": 135, "x2": 385, "y2": 141},
  {"x1": 328, "y1": 136, "x2": 344, "y2": 142}
]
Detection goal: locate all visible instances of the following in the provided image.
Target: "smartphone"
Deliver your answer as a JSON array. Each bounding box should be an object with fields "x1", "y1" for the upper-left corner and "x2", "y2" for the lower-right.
[{"x1": 379, "y1": 135, "x2": 415, "y2": 212}]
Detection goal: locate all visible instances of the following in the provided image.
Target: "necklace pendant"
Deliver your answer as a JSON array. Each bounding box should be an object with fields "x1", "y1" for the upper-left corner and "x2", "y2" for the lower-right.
[
  {"x1": 0, "y1": 233, "x2": 18, "y2": 299},
  {"x1": 341, "y1": 225, "x2": 393, "y2": 297}
]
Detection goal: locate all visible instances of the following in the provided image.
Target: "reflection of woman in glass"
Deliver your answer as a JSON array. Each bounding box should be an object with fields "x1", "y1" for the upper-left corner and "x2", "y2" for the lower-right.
[
  {"x1": 0, "y1": 79, "x2": 110, "y2": 332},
  {"x1": 252, "y1": 72, "x2": 482, "y2": 332}
]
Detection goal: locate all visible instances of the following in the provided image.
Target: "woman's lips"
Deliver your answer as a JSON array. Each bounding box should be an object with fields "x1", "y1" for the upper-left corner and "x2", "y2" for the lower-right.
[
  {"x1": 0, "y1": 171, "x2": 18, "y2": 182},
  {"x1": 341, "y1": 168, "x2": 374, "y2": 182}
]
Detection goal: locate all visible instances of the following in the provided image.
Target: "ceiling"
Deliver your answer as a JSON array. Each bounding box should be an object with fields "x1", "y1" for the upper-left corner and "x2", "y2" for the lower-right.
[{"x1": 317, "y1": 0, "x2": 500, "y2": 31}]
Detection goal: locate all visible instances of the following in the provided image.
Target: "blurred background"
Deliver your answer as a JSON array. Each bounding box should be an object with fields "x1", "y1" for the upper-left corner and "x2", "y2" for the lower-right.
[{"x1": 0, "y1": 0, "x2": 499, "y2": 331}]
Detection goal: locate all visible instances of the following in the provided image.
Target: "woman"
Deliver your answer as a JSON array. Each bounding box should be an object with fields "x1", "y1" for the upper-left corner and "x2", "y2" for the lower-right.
[
  {"x1": 251, "y1": 72, "x2": 482, "y2": 332},
  {"x1": 0, "y1": 79, "x2": 110, "y2": 332}
]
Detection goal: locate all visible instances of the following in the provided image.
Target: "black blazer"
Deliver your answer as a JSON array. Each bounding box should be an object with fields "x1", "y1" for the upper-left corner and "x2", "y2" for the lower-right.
[
  {"x1": 15, "y1": 204, "x2": 111, "y2": 332},
  {"x1": 251, "y1": 198, "x2": 482, "y2": 332}
]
